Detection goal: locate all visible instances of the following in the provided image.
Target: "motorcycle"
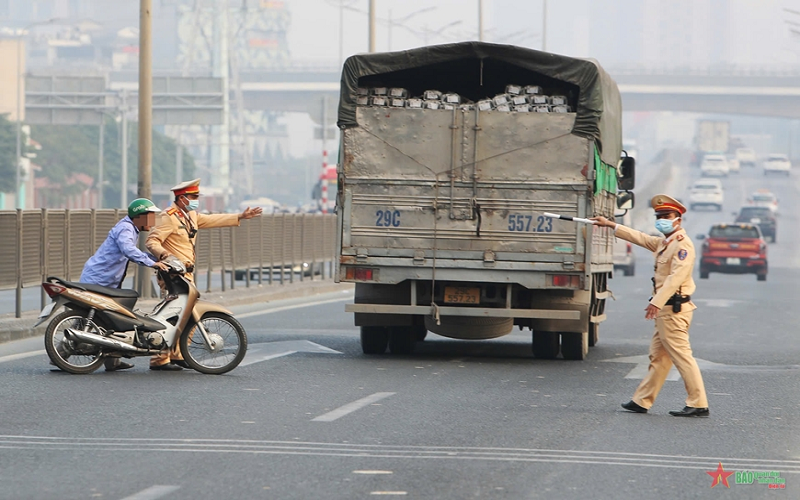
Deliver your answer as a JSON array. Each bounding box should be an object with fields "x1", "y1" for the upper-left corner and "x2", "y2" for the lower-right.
[{"x1": 36, "y1": 258, "x2": 247, "y2": 375}]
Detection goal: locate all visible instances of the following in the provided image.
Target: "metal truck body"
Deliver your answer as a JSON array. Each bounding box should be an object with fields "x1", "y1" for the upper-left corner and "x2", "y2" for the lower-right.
[{"x1": 334, "y1": 42, "x2": 632, "y2": 360}]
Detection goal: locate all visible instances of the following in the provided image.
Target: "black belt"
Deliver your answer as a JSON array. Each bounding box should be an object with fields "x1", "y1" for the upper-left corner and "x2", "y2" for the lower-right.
[{"x1": 665, "y1": 295, "x2": 691, "y2": 306}]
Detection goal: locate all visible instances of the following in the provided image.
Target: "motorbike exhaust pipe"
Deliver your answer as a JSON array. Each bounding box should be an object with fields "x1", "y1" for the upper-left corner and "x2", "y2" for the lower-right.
[{"x1": 65, "y1": 328, "x2": 151, "y2": 354}]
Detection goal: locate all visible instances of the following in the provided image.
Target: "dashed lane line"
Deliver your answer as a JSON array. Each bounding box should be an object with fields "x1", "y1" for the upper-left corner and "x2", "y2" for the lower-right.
[
  {"x1": 0, "y1": 350, "x2": 46, "y2": 364},
  {"x1": 311, "y1": 392, "x2": 396, "y2": 422},
  {"x1": 119, "y1": 485, "x2": 180, "y2": 500}
]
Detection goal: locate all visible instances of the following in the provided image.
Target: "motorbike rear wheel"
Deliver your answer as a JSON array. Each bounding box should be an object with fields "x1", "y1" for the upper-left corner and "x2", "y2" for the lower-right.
[
  {"x1": 44, "y1": 310, "x2": 105, "y2": 374},
  {"x1": 180, "y1": 312, "x2": 248, "y2": 375}
]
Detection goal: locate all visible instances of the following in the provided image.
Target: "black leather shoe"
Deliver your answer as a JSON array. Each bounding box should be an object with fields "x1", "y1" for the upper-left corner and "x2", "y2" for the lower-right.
[
  {"x1": 104, "y1": 359, "x2": 134, "y2": 372},
  {"x1": 150, "y1": 363, "x2": 183, "y2": 371},
  {"x1": 669, "y1": 406, "x2": 709, "y2": 417},
  {"x1": 170, "y1": 359, "x2": 189, "y2": 368},
  {"x1": 621, "y1": 400, "x2": 648, "y2": 413}
]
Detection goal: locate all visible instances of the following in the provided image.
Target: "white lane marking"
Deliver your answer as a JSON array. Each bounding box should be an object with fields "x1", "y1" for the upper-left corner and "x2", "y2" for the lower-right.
[
  {"x1": 312, "y1": 392, "x2": 395, "y2": 422},
  {"x1": 370, "y1": 492, "x2": 407, "y2": 496},
  {"x1": 239, "y1": 340, "x2": 342, "y2": 367},
  {"x1": 353, "y1": 470, "x2": 393, "y2": 475},
  {"x1": 600, "y1": 355, "x2": 680, "y2": 381},
  {"x1": 0, "y1": 350, "x2": 46, "y2": 364},
  {"x1": 237, "y1": 294, "x2": 353, "y2": 319},
  {"x1": 2, "y1": 436, "x2": 799, "y2": 472},
  {"x1": 693, "y1": 299, "x2": 742, "y2": 308},
  {"x1": 119, "y1": 485, "x2": 180, "y2": 500}
]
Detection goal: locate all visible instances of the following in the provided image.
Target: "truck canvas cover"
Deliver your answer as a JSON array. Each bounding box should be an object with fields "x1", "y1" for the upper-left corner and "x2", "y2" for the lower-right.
[{"x1": 338, "y1": 41, "x2": 622, "y2": 165}]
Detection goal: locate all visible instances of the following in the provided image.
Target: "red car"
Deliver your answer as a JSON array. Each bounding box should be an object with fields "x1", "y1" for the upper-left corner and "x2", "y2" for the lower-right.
[{"x1": 698, "y1": 223, "x2": 768, "y2": 281}]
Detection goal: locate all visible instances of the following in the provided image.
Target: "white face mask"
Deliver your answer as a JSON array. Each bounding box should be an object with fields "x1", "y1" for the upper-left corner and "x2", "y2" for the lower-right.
[{"x1": 186, "y1": 199, "x2": 200, "y2": 212}]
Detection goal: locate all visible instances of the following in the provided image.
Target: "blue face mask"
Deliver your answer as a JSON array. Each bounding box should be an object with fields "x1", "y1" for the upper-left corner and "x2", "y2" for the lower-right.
[
  {"x1": 655, "y1": 217, "x2": 679, "y2": 234},
  {"x1": 186, "y1": 199, "x2": 200, "y2": 212}
]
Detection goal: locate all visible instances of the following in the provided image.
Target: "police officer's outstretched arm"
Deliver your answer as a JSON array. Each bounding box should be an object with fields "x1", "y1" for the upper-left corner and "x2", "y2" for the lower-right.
[{"x1": 591, "y1": 216, "x2": 661, "y2": 252}]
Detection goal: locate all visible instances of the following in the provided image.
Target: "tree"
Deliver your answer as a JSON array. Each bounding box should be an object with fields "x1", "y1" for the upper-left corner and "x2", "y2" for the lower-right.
[
  {"x1": 30, "y1": 119, "x2": 196, "y2": 207},
  {"x1": 0, "y1": 115, "x2": 21, "y2": 193}
]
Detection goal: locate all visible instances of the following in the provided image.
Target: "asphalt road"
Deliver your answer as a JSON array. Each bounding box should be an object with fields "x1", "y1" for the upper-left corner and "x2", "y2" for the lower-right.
[{"x1": 0, "y1": 165, "x2": 798, "y2": 499}]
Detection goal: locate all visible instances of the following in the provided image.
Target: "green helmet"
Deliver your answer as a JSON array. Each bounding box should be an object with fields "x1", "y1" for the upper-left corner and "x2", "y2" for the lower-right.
[{"x1": 128, "y1": 198, "x2": 160, "y2": 219}]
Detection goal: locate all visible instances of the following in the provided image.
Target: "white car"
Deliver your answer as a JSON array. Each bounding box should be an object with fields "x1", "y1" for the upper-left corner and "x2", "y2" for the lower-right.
[
  {"x1": 748, "y1": 189, "x2": 779, "y2": 215},
  {"x1": 763, "y1": 154, "x2": 791, "y2": 176},
  {"x1": 700, "y1": 154, "x2": 729, "y2": 177},
  {"x1": 736, "y1": 147, "x2": 757, "y2": 167},
  {"x1": 689, "y1": 179, "x2": 723, "y2": 211},
  {"x1": 726, "y1": 155, "x2": 740, "y2": 173}
]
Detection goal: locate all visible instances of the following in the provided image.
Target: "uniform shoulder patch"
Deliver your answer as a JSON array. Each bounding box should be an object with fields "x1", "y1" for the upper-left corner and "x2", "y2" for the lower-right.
[
  {"x1": 166, "y1": 207, "x2": 178, "y2": 215},
  {"x1": 676, "y1": 234, "x2": 684, "y2": 241},
  {"x1": 678, "y1": 249, "x2": 688, "y2": 260}
]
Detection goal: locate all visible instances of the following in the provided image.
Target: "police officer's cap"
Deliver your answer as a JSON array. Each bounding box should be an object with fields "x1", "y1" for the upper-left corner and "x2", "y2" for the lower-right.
[
  {"x1": 171, "y1": 178, "x2": 201, "y2": 197},
  {"x1": 650, "y1": 194, "x2": 686, "y2": 215}
]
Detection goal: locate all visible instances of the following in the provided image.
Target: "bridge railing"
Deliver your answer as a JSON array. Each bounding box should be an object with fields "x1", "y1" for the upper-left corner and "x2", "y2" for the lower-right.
[{"x1": 0, "y1": 210, "x2": 337, "y2": 317}]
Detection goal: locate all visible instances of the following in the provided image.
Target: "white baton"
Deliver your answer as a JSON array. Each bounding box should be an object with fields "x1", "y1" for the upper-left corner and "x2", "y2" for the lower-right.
[{"x1": 543, "y1": 212, "x2": 597, "y2": 224}]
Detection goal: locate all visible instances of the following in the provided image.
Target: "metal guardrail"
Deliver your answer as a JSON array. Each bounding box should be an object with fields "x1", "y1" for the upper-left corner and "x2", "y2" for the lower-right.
[{"x1": 0, "y1": 210, "x2": 337, "y2": 318}]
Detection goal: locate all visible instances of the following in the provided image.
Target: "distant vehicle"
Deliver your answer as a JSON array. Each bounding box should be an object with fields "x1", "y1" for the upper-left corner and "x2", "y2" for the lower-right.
[
  {"x1": 700, "y1": 154, "x2": 729, "y2": 177},
  {"x1": 763, "y1": 153, "x2": 791, "y2": 176},
  {"x1": 736, "y1": 147, "x2": 757, "y2": 167},
  {"x1": 613, "y1": 212, "x2": 635, "y2": 276},
  {"x1": 698, "y1": 223, "x2": 767, "y2": 281},
  {"x1": 747, "y1": 189, "x2": 779, "y2": 215},
  {"x1": 735, "y1": 206, "x2": 776, "y2": 243},
  {"x1": 695, "y1": 120, "x2": 730, "y2": 157},
  {"x1": 688, "y1": 178, "x2": 723, "y2": 211},
  {"x1": 726, "y1": 155, "x2": 740, "y2": 173}
]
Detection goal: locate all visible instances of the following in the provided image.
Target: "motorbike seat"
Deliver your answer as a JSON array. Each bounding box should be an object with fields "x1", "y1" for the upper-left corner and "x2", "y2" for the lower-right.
[{"x1": 48, "y1": 277, "x2": 139, "y2": 299}]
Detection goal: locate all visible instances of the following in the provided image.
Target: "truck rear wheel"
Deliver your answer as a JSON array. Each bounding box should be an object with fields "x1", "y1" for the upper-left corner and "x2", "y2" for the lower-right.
[
  {"x1": 388, "y1": 327, "x2": 416, "y2": 355},
  {"x1": 532, "y1": 331, "x2": 559, "y2": 359},
  {"x1": 361, "y1": 326, "x2": 389, "y2": 354},
  {"x1": 588, "y1": 322, "x2": 599, "y2": 347},
  {"x1": 561, "y1": 331, "x2": 588, "y2": 360}
]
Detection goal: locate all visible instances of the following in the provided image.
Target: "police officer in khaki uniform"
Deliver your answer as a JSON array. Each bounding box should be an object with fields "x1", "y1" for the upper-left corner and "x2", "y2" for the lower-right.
[
  {"x1": 592, "y1": 194, "x2": 709, "y2": 417},
  {"x1": 146, "y1": 178, "x2": 262, "y2": 370}
]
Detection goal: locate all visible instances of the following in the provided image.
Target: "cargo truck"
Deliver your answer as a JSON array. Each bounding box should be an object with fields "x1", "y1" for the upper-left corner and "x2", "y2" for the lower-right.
[{"x1": 334, "y1": 42, "x2": 635, "y2": 360}]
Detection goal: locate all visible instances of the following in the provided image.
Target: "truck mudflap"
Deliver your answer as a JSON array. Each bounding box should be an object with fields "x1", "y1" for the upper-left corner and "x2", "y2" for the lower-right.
[{"x1": 344, "y1": 303, "x2": 580, "y2": 320}]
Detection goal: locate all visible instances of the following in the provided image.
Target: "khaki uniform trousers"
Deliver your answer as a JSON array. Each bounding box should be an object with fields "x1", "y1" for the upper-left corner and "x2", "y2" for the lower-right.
[
  {"x1": 632, "y1": 309, "x2": 708, "y2": 409},
  {"x1": 149, "y1": 271, "x2": 194, "y2": 367}
]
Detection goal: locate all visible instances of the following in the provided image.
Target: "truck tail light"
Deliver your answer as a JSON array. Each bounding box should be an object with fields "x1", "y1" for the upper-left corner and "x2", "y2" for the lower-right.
[
  {"x1": 548, "y1": 274, "x2": 580, "y2": 287},
  {"x1": 345, "y1": 267, "x2": 376, "y2": 281},
  {"x1": 43, "y1": 283, "x2": 66, "y2": 297}
]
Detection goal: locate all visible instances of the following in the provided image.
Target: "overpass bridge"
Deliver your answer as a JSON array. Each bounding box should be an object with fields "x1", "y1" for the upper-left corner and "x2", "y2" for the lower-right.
[{"x1": 219, "y1": 65, "x2": 800, "y2": 119}]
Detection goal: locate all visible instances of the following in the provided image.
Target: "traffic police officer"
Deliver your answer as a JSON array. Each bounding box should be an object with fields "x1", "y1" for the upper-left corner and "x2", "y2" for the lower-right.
[
  {"x1": 592, "y1": 194, "x2": 709, "y2": 417},
  {"x1": 145, "y1": 178, "x2": 262, "y2": 370}
]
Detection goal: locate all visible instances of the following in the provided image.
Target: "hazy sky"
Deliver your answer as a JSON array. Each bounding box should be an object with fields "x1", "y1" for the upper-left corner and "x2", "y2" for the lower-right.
[{"x1": 286, "y1": 0, "x2": 799, "y2": 67}]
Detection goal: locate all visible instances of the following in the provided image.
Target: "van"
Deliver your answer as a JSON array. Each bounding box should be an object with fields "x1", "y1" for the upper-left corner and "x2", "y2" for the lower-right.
[{"x1": 613, "y1": 212, "x2": 635, "y2": 276}]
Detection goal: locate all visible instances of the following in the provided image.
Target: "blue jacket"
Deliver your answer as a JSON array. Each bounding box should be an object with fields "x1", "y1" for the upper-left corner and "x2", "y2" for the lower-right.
[{"x1": 80, "y1": 217, "x2": 158, "y2": 287}]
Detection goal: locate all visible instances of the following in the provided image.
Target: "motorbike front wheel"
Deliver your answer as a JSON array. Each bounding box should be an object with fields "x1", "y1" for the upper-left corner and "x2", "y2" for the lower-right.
[
  {"x1": 180, "y1": 312, "x2": 247, "y2": 375},
  {"x1": 44, "y1": 310, "x2": 105, "y2": 374}
]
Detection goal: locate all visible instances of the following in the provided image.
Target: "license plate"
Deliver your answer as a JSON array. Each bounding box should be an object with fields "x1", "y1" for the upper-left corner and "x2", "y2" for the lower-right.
[
  {"x1": 750, "y1": 218, "x2": 761, "y2": 223},
  {"x1": 38, "y1": 302, "x2": 56, "y2": 318},
  {"x1": 726, "y1": 258, "x2": 741, "y2": 265},
  {"x1": 444, "y1": 287, "x2": 480, "y2": 304}
]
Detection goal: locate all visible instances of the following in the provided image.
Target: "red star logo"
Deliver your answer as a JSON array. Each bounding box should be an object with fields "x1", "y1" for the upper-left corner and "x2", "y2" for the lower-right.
[{"x1": 707, "y1": 462, "x2": 735, "y2": 488}]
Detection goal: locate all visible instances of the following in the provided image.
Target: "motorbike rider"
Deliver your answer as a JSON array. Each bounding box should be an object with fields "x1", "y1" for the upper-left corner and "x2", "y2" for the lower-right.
[
  {"x1": 145, "y1": 178, "x2": 262, "y2": 371},
  {"x1": 73, "y1": 198, "x2": 169, "y2": 372}
]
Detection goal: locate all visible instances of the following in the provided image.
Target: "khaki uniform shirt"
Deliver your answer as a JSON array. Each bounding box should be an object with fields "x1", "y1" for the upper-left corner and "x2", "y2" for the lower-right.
[
  {"x1": 614, "y1": 225, "x2": 697, "y2": 311},
  {"x1": 146, "y1": 203, "x2": 241, "y2": 267}
]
